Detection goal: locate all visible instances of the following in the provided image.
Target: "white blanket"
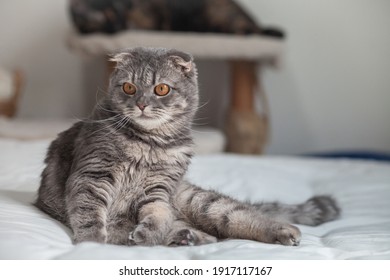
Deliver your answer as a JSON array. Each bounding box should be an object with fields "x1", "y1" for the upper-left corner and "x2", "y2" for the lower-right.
[{"x1": 1, "y1": 139, "x2": 389, "y2": 259}]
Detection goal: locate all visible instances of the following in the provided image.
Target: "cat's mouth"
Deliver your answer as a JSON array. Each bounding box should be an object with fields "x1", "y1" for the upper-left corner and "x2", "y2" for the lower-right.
[
  {"x1": 129, "y1": 107, "x2": 170, "y2": 130},
  {"x1": 137, "y1": 112, "x2": 153, "y2": 119}
]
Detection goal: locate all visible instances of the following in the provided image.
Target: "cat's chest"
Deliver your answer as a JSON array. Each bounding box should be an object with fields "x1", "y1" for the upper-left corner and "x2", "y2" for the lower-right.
[
  {"x1": 123, "y1": 141, "x2": 192, "y2": 168},
  {"x1": 110, "y1": 142, "x2": 192, "y2": 215},
  {"x1": 114, "y1": 141, "x2": 192, "y2": 189}
]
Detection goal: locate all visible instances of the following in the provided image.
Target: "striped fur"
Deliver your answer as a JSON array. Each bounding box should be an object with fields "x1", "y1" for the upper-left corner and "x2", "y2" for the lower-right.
[{"x1": 35, "y1": 47, "x2": 340, "y2": 247}]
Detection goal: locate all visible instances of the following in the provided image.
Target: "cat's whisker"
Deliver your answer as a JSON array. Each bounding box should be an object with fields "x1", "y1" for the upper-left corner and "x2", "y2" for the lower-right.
[
  {"x1": 195, "y1": 100, "x2": 210, "y2": 111},
  {"x1": 94, "y1": 87, "x2": 121, "y2": 114},
  {"x1": 154, "y1": 114, "x2": 190, "y2": 138},
  {"x1": 192, "y1": 116, "x2": 209, "y2": 121},
  {"x1": 112, "y1": 115, "x2": 130, "y2": 131},
  {"x1": 87, "y1": 115, "x2": 126, "y2": 138},
  {"x1": 118, "y1": 116, "x2": 131, "y2": 131},
  {"x1": 94, "y1": 116, "x2": 129, "y2": 140},
  {"x1": 189, "y1": 120, "x2": 210, "y2": 126},
  {"x1": 68, "y1": 112, "x2": 123, "y2": 128},
  {"x1": 74, "y1": 114, "x2": 122, "y2": 124},
  {"x1": 189, "y1": 127, "x2": 214, "y2": 134}
]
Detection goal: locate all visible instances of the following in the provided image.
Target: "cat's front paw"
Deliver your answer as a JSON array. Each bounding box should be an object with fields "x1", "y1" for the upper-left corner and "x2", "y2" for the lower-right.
[
  {"x1": 128, "y1": 222, "x2": 163, "y2": 246},
  {"x1": 73, "y1": 231, "x2": 107, "y2": 244},
  {"x1": 271, "y1": 224, "x2": 301, "y2": 246}
]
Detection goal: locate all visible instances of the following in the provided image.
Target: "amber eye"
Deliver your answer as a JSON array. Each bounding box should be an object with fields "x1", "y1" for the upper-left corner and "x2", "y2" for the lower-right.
[
  {"x1": 122, "y1": 82, "x2": 136, "y2": 95},
  {"x1": 154, "y1": 83, "x2": 170, "y2": 96}
]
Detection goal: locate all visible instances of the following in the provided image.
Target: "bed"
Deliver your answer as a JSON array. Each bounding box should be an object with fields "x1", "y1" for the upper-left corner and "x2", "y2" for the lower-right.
[{"x1": 1, "y1": 125, "x2": 390, "y2": 260}]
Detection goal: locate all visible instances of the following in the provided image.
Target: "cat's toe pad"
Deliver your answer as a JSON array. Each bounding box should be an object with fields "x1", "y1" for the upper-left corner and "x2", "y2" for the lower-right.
[{"x1": 169, "y1": 229, "x2": 196, "y2": 247}]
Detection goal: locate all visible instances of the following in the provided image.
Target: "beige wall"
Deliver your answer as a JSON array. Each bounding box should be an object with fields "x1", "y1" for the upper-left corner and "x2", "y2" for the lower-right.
[{"x1": 1, "y1": 0, "x2": 389, "y2": 154}]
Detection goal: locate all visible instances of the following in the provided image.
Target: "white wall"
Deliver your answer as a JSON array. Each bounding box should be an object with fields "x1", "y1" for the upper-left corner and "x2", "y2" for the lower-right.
[
  {"x1": 237, "y1": 0, "x2": 390, "y2": 154},
  {"x1": 1, "y1": 0, "x2": 389, "y2": 154},
  {"x1": 0, "y1": 0, "x2": 87, "y2": 119}
]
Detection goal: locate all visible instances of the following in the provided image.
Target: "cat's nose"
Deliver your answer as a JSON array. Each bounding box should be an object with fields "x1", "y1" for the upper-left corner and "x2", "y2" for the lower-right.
[{"x1": 137, "y1": 103, "x2": 148, "y2": 111}]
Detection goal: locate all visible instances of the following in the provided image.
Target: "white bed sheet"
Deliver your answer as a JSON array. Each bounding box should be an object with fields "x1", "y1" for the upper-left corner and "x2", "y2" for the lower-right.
[{"x1": 0, "y1": 138, "x2": 389, "y2": 260}]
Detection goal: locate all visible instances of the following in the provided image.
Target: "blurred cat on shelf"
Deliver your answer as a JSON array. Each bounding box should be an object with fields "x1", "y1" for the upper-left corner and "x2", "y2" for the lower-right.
[{"x1": 69, "y1": 0, "x2": 284, "y2": 38}]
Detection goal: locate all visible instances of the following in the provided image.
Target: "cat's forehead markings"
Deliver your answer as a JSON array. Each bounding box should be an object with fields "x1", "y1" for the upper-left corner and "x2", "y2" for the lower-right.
[
  {"x1": 128, "y1": 71, "x2": 135, "y2": 83},
  {"x1": 124, "y1": 64, "x2": 151, "y2": 86}
]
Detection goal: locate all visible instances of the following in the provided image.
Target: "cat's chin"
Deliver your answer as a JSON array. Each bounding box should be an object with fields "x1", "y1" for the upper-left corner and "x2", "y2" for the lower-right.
[{"x1": 133, "y1": 116, "x2": 166, "y2": 131}]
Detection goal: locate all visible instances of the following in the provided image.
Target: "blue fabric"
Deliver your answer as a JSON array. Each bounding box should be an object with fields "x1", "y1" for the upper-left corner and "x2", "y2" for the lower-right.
[{"x1": 304, "y1": 151, "x2": 390, "y2": 162}]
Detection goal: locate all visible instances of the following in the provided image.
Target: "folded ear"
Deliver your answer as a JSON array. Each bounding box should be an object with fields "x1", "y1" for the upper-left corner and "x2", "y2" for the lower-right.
[
  {"x1": 108, "y1": 50, "x2": 133, "y2": 63},
  {"x1": 167, "y1": 50, "x2": 193, "y2": 73}
]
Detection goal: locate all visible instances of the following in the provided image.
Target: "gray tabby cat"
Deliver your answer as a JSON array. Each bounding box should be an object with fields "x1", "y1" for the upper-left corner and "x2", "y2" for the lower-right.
[{"x1": 35, "y1": 47, "x2": 340, "y2": 247}]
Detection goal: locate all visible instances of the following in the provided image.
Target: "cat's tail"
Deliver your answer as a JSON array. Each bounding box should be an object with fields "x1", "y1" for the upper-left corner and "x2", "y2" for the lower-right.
[{"x1": 253, "y1": 195, "x2": 341, "y2": 226}]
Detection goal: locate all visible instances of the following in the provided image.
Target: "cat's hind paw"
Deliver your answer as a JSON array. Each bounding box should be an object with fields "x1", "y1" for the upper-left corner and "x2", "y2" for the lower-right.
[
  {"x1": 169, "y1": 229, "x2": 196, "y2": 246},
  {"x1": 168, "y1": 229, "x2": 218, "y2": 247},
  {"x1": 272, "y1": 224, "x2": 301, "y2": 246}
]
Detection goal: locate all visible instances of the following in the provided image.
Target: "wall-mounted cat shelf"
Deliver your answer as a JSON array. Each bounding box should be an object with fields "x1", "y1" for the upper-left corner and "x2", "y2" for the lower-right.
[{"x1": 67, "y1": 30, "x2": 284, "y2": 154}]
